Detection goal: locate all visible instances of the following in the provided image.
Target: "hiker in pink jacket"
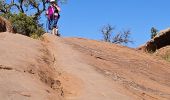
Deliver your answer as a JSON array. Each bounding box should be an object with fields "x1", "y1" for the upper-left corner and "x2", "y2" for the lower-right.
[{"x1": 46, "y1": 0, "x2": 60, "y2": 35}]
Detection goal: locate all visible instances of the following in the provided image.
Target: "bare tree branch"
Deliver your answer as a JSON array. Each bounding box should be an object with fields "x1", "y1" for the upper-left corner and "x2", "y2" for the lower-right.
[
  {"x1": 112, "y1": 29, "x2": 133, "y2": 45},
  {"x1": 101, "y1": 24, "x2": 133, "y2": 45},
  {"x1": 101, "y1": 24, "x2": 115, "y2": 42},
  {"x1": 0, "y1": 0, "x2": 24, "y2": 14},
  {"x1": 0, "y1": 9, "x2": 6, "y2": 13}
]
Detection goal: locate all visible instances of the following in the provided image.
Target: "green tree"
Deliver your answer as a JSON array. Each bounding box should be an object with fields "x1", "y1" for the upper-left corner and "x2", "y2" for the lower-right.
[
  {"x1": 3, "y1": 13, "x2": 44, "y2": 37},
  {"x1": 151, "y1": 27, "x2": 158, "y2": 39},
  {"x1": 0, "y1": 0, "x2": 67, "y2": 37},
  {"x1": 0, "y1": 0, "x2": 67, "y2": 21}
]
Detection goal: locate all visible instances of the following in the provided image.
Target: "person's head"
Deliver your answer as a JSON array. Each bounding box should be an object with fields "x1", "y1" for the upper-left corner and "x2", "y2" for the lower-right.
[{"x1": 50, "y1": 0, "x2": 56, "y2": 4}]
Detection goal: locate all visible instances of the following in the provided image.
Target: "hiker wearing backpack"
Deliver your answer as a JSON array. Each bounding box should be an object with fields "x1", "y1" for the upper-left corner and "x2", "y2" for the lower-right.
[{"x1": 46, "y1": 0, "x2": 61, "y2": 36}]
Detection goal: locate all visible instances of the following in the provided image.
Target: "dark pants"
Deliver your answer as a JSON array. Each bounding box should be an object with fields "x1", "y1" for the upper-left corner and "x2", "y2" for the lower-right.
[{"x1": 48, "y1": 14, "x2": 60, "y2": 30}]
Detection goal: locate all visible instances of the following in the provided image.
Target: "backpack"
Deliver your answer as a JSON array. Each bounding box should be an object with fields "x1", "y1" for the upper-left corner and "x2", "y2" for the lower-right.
[{"x1": 46, "y1": 5, "x2": 59, "y2": 19}]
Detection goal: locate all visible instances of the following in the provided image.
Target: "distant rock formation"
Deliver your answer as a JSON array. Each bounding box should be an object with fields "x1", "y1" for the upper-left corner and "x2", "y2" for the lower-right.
[
  {"x1": 0, "y1": 16, "x2": 13, "y2": 33},
  {"x1": 138, "y1": 28, "x2": 170, "y2": 52}
]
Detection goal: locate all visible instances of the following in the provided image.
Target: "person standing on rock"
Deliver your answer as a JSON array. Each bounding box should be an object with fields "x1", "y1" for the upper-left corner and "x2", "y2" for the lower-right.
[{"x1": 46, "y1": 0, "x2": 61, "y2": 36}]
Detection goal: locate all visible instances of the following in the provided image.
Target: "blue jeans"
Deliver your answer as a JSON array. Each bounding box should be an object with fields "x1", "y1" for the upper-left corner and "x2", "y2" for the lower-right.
[{"x1": 48, "y1": 15, "x2": 60, "y2": 30}]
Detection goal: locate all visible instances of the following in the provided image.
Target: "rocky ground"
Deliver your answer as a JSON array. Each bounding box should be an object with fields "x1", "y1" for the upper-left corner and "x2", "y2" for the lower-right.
[{"x1": 0, "y1": 32, "x2": 170, "y2": 100}]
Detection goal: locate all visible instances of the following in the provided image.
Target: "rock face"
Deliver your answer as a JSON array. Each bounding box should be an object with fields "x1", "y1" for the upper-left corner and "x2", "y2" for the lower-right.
[
  {"x1": 0, "y1": 33, "x2": 63, "y2": 100},
  {"x1": 0, "y1": 32, "x2": 170, "y2": 100},
  {"x1": 0, "y1": 16, "x2": 13, "y2": 33},
  {"x1": 138, "y1": 28, "x2": 170, "y2": 52}
]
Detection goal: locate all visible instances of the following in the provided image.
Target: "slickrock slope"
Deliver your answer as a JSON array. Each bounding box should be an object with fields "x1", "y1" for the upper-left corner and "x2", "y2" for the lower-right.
[
  {"x1": 0, "y1": 32, "x2": 170, "y2": 100},
  {"x1": 62, "y1": 37, "x2": 170, "y2": 100},
  {"x1": 0, "y1": 32, "x2": 63, "y2": 100}
]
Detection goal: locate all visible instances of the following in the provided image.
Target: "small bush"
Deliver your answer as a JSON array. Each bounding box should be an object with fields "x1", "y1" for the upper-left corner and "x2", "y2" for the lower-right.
[
  {"x1": 151, "y1": 27, "x2": 158, "y2": 39},
  {"x1": 163, "y1": 54, "x2": 170, "y2": 62},
  {"x1": 1, "y1": 13, "x2": 45, "y2": 38}
]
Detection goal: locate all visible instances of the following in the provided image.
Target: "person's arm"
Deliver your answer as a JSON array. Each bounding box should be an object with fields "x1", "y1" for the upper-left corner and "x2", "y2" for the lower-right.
[
  {"x1": 55, "y1": 5, "x2": 61, "y2": 12},
  {"x1": 46, "y1": 6, "x2": 51, "y2": 15}
]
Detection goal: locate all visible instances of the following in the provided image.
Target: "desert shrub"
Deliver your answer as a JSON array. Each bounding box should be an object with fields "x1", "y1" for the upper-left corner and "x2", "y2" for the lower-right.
[
  {"x1": 101, "y1": 24, "x2": 133, "y2": 45},
  {"x1": 1, "y1": 13, "x2": 45, "y2": 37},
  {"x1": 151, "y1": 27, "x2": 158, "y2": 39}
]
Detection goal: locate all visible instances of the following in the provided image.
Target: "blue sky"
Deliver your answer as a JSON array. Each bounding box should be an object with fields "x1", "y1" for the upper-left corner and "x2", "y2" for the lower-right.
[{"x1": 41, "y1": 0, "x2": 170, "y2": 48}]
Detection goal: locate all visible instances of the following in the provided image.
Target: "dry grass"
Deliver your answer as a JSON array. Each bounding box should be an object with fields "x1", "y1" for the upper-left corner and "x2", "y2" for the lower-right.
[
  {"x1": 163, "y1": 54, "x2": 170, "y2": 62},
  {"x1": 154, "y1": 46, "x2": 170, "y2": 62}
]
